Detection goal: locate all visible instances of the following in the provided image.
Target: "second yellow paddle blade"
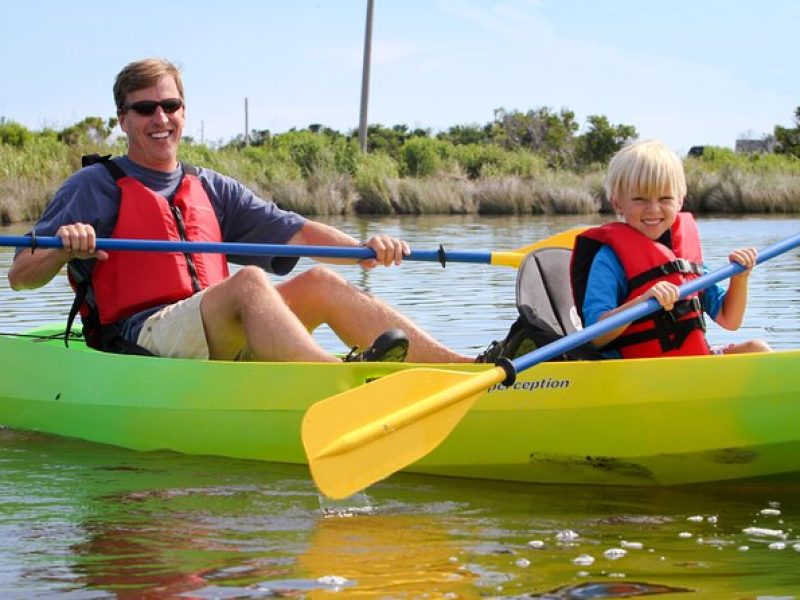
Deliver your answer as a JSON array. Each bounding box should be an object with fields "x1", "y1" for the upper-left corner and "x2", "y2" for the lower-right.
[
  {"x1": 302, "y1": 366, "x2": 505, "y2": 499},
  {"x1": 493, "y1": 226, "x2": 589, "y2": 268}
]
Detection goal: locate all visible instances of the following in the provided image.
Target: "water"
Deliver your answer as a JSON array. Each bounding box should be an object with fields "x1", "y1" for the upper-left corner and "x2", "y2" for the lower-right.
[
  {"x1": 1, "y1": 215, "x2": 799, "y2": 598},
  {"x1": 2, "y1": 214, "x2": 798, "y2": 353}
]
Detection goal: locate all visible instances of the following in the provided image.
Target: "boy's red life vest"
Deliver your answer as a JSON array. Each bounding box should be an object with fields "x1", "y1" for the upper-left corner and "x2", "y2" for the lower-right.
[
  {"x1": 570, "y1": 213, "x2": 711, "y2": 358},
  {"x1": 91, "y1": 161, "x2": 230, "y2": 325}
]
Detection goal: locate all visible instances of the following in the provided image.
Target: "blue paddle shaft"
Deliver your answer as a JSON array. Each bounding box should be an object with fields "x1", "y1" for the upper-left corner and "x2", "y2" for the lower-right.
[
  {"x1": 510, "y1": 232, "x2": 800, "y2": 374},
  {"x1": 1, "y1": 235, "x2": 491, "y2": 265}
]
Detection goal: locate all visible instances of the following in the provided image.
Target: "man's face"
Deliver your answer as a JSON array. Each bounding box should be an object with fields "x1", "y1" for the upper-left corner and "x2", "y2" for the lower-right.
[
  {"x1": 118, "y1": 76, "x2": 184, "y2": 172},
  {"x1": 611, "y1": 186, "x2": 684, "y2": 241}
]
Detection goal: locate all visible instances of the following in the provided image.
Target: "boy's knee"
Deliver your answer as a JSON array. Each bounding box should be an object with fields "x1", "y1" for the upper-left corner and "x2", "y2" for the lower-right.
[
  {"x1": 747, "y1": 339, "x2": 772, "y2": 353},
  {"x1": 723, "y1": 339, "x2": 772, "y2": 354}
]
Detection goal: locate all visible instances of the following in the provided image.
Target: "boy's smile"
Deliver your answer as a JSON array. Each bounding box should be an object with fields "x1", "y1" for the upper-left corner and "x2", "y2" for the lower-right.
[{"x1": 612, "y1": 188, "x2": 684, "y2": 240}]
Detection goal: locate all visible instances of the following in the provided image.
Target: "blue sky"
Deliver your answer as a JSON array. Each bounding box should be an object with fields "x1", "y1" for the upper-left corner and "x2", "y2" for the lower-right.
[{"x1": 1, "y1": 0, "x2": 797, "y2": 154}]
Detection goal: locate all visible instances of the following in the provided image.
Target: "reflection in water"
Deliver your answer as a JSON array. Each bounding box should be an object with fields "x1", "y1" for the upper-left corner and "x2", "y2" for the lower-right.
[
  {"x1": 1, "y1": 431, "x2": 800, "y2": 597},
  {"x1": 299, "y1": 510, "x2": 475, "y2": 596}
]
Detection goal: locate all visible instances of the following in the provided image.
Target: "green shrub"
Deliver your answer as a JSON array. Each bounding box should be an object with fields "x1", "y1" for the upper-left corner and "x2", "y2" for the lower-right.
[
  {"x1": 353, "y1": 152, "x2": 398, "y2": 214},
  {"x1": 0, "y1": 120, "x2": 32, "y2": 148},
  {"x1": 400, "y1": 137, "x2": 444, "y2": 177},
  {"x1": 271, "y1": 130, "x2": 335, "y2": 177}
]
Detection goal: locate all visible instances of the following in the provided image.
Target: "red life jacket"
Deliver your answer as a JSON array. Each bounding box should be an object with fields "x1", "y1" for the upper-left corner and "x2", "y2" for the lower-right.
[
  {"x1": 92, "y1": 159, "x2": 229, "y2": 324},
  {"x1": 66, "y1": 156, "x2": 229, "y2": 352},
  {"x1": 570, "y1": 213, "x2": 711, "y2": 358}
]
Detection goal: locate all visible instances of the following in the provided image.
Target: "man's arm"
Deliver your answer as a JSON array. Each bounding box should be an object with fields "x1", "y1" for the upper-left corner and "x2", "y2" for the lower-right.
[
  {"x1": 8, "y1": 223, "x2": 108, "y2": 290},
  {"x1": 288, "y1": 220, "x2": 410, "y2": 268},
  {"x1": 8, "y1": 248, "x2": 70, "y2": 290}
]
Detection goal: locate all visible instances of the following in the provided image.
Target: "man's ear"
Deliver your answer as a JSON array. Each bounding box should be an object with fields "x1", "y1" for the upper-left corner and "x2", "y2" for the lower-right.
[{"x1": 117, "y1": 111, "x2": 128, "y2": 134}]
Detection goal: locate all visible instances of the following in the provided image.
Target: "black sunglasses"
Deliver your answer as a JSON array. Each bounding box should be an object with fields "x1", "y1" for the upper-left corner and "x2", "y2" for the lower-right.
[{"x1": 122, "y1": 98, "x2": 184, "y2": 116}]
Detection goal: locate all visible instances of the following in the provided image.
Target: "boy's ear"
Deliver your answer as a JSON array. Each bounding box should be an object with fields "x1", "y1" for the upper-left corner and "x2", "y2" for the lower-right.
[
  {"x1": 677, "y1": 196, "x2": 685, "y2": 211},
  {"x1": 610, "y1": 196, "x2": 622, "y2": 216}
]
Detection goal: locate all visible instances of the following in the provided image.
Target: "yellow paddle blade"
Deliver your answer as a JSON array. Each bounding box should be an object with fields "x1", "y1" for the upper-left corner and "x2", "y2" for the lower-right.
[
  {"x1": 493, "y1": 226, "x2": 589, "y2": 268},
  {"x1": 302, "y1": 366, "x2": 506, "y2": 499}
]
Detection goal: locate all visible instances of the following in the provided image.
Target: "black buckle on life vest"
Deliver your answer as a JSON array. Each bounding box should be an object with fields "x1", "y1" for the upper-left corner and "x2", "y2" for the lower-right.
[
  {"x1": 660, "y1": 258, "x2": 694, "y2": 276},
  {"x1": 611, "y1": 296, "x2": 706, "y2": 352},
  {"x1": 663, "y1": 296, "x2": 703, "y2": 324},
  {"x1": 628, "y1": 260, "x2": 703, "y2": 292}
]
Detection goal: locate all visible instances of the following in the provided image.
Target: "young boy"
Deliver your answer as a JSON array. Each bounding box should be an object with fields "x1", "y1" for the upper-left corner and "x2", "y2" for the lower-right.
[{"x1": 570, "y1": 139, "x2": 770, "y2": 358}]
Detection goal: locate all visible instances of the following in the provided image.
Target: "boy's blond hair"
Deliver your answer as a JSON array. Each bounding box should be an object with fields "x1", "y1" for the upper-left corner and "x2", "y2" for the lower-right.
[
  {"x1": 605, "y1": 139, "x2": 687, "y2": 201},
  {"x1": 113, "y1": 58, "x2": 184, "y2": 112}
]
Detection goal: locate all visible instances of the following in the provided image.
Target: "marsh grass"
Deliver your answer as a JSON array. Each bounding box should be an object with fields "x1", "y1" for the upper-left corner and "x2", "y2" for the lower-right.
[
  {"x1": 0, "y1": 138, "x2": 75, "y2": 223},
  {"x1": 2, "y1": 137, "x2": 799, "y2": 222},
  {"x1": 685, "y1": 168, "x2": 800, "y2": 213},
  {"x1": 475, "y1": 173, "x2": 602, "y2": 215},
  {"x1": 390, "y1": 177, "x2": 476, "y2": 214}
]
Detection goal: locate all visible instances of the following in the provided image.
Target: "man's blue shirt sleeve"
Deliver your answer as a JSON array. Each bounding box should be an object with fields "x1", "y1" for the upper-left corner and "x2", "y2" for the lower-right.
[{"x1": 199, "y1": 168, "x2": 306, "y2": 275}]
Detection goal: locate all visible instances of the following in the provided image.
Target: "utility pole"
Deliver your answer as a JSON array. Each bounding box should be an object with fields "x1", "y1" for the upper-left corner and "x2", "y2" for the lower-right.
[
  {"x1": 244, "y1": 97, "x2": 250, "y2": 145},
  {"x1": 358, "y1": 0, "x2": 374, "y2": 153}
]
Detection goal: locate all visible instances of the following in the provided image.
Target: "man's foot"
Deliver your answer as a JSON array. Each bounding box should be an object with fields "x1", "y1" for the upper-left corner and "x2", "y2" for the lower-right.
[{"x1": 344, "y1": 329, "x2": 409, "y2": 362}]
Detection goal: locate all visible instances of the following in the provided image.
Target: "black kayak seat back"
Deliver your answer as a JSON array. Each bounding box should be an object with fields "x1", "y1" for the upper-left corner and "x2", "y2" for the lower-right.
[{"x1": 515, "y1": 247, "x2": 583, "y2": 337}]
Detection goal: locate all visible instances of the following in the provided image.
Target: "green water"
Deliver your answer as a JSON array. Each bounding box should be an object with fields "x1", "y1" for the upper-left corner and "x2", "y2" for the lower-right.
[
  {"x1": 1, "y1": 214, "x2": 799, "y2": 597},
  {"x1": 1, "y1": 430, "x2": 799, "y2": 598}
]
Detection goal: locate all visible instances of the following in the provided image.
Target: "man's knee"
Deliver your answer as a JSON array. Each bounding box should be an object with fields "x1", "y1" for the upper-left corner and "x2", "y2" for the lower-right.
[
  {"x1": 229, "y1": 265, "x2": 273, "y2": 293},
  {"x1": 294, "y1": 266, "x2": 349, "y2": 290},
  {"x1": 209, "y1": 266, "x2": 279, "y2": 309}
]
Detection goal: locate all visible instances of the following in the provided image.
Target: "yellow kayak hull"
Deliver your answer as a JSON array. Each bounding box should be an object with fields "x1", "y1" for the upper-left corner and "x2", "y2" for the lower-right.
[{"x1": 1, "y1": 327, "x2": 798, "y2": 486}]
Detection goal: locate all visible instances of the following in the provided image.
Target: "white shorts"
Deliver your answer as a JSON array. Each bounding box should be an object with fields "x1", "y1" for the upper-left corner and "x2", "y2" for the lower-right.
[{"x1": 136, "y1": 291, "x2": 210, "y2": 359}]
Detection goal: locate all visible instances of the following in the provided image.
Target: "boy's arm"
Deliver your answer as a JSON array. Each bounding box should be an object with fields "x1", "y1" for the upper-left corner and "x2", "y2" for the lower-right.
[
  {"x1": 582, "y1": 247, "x2": 690, "y2": 347},
  {"x1": 592, "y1": 281, "x2": 680, "y2": 347},
  {"x1": 713, "y1": 247, "x2": 757, "y2": 330}
]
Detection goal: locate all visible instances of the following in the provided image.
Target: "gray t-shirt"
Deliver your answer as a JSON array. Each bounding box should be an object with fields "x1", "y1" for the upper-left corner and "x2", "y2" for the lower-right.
[{"x1": 25, "y1": 155, "x2": 307, "y2": 341}]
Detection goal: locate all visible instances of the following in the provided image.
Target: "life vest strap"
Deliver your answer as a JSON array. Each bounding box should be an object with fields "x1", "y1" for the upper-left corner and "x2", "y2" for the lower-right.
[
  {"x1": 610, "y1": 297, "x2": 707, "y2": 353},
  {"x1": 627, "y1": 259, "x2": 703, "y2": 292}
]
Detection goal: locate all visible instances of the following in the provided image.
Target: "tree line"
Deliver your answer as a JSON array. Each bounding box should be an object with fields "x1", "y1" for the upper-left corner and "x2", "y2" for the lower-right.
[
  {"x1": 224, "y1": 107, "x2": 639, "y2": 173},
  {"x1": 3, "y1": 105, "x2": 800, "y2": 178}
]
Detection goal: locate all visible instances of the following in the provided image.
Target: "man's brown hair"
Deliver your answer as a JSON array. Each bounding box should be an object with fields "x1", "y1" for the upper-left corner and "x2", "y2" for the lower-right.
[{"x1": 114, "y1": 58, "x2": 184, "y2": 112}]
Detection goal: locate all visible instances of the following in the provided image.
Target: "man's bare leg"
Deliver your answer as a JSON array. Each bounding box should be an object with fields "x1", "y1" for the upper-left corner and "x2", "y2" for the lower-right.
[
  {"x1": 200, "y1": 266, "x2": 338, "y2": 362},
  {"x1": 277, "y1": 266, "x2": 472, "y2": 363}
]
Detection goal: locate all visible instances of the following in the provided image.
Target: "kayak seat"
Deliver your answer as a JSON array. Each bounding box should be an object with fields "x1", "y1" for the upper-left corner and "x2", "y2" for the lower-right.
[
  {"x1": 516, "y1": 246, "x2": 584, "y2": 339},
  {"x1": 487, "y1": 246, "x2": 603, "y2": 361}
]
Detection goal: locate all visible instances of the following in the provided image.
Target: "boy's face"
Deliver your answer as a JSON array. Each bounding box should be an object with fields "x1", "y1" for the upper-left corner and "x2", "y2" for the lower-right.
[{"x1": 611, "y1": 186, "x2": 684, "y2": 241}]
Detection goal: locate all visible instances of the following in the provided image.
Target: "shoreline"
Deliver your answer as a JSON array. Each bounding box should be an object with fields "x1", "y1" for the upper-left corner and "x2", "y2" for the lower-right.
[{"x1": 2, "y1": 138, "x2": 799, "y2": 224}]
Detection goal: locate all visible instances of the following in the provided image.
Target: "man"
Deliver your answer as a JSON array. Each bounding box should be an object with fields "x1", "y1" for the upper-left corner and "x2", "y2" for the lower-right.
[{"x1": 8, "y1": 58, "x2": 472, "y2": 364}]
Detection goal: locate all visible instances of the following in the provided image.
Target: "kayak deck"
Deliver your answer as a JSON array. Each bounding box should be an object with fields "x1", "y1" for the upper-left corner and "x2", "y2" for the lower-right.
[{"x1": 1, "y1": 326, "x2": 799, "y2": 487}]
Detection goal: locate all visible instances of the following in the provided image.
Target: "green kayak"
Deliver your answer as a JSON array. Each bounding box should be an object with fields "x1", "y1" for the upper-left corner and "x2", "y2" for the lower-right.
[{"x1": 1, "y1": 325, "x2": 799, "y2": 488}]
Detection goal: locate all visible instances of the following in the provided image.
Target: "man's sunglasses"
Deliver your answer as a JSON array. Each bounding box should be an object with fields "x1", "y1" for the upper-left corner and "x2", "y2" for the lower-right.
[{"x1": 122, "y1": 98, "x2": 184, "y2": 116}]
